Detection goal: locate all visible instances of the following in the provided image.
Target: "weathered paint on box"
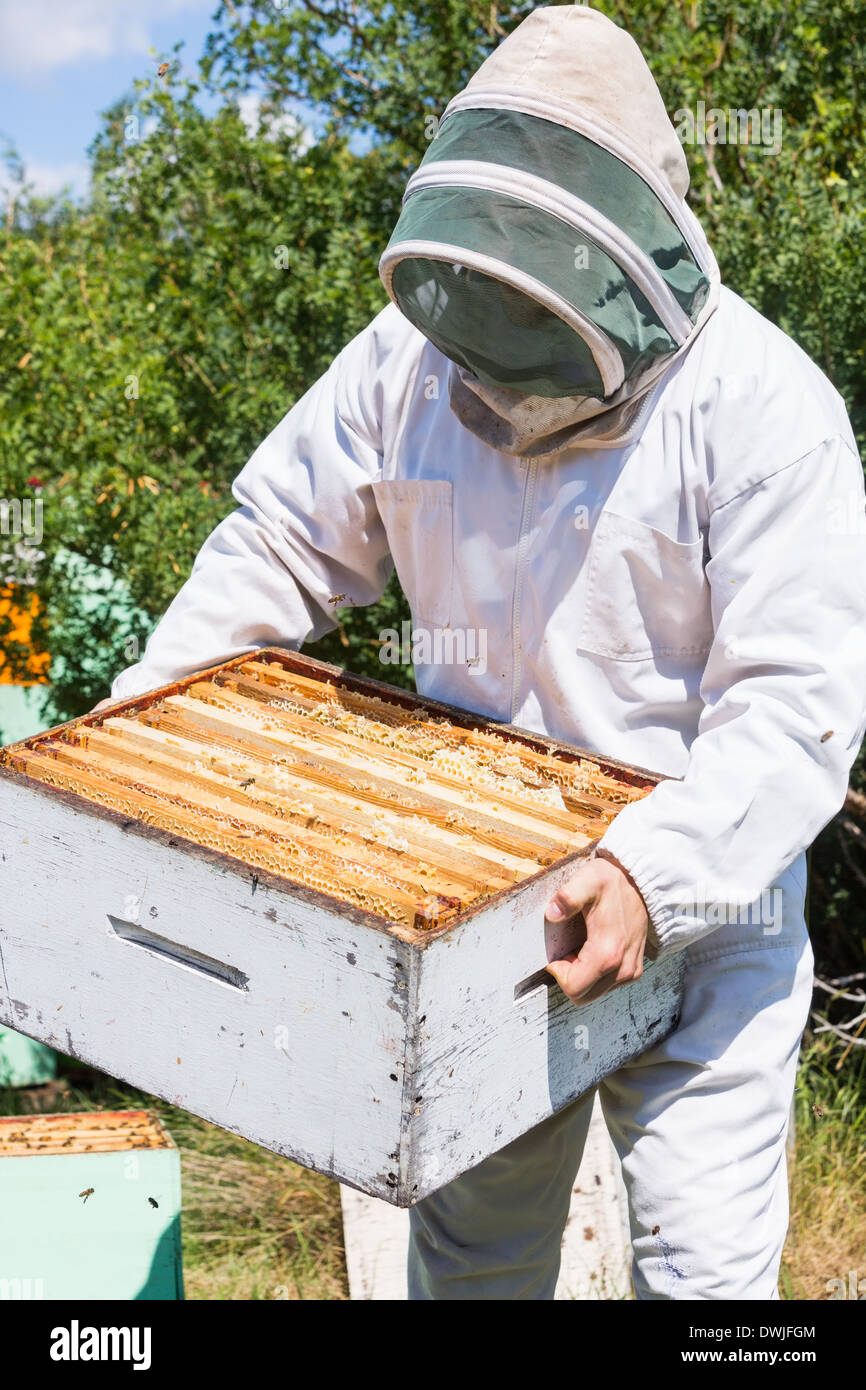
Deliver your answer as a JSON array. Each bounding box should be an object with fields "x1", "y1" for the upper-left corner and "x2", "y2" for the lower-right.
[
  {"x1": 0, "y1": 650, "x2": 684, "y2": 1205},
  {"x1": 0, "y1": 771, "x2": 682, "y2": 1204},
  {"x1": 0, "y1": 1112, "x2": 183, "y2": 1300}
]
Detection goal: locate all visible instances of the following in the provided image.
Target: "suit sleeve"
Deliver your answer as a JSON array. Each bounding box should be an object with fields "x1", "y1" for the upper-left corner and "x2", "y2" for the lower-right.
[{"x1": 599, "y1": 434, "x2": 866, "y2": 955}]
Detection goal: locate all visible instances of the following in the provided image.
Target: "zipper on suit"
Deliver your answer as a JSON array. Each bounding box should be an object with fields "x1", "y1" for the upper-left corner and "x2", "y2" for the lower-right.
[
  {"x1": 510, "y1": 457, "x2": 539, "y2": 721},
  {"x1": 626, "y1": 382, "x2": 659, "y2": 438}
]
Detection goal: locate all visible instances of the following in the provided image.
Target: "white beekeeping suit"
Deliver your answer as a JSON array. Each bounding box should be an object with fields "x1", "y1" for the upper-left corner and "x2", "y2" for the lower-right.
[{"x1": 110, "y1": 7, "x2": 866, "y2": 1298}]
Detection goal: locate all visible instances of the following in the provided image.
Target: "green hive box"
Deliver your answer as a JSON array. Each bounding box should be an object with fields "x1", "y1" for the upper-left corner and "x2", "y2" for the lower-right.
[
  {"x1": 0, "y1": 1110, "x2": 183, "y2": 1300},
  {"x1": 0, "y1": 1026, "x2": 57, "y2": 1087}
]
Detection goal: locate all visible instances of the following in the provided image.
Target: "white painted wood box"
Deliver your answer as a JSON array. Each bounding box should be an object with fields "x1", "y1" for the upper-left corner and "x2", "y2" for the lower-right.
[{"x1": 0, "y1": 649, "x2": 683, "y2": 1205}]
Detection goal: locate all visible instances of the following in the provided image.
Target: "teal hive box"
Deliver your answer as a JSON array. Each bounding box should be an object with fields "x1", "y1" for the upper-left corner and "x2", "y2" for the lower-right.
[
  {"x1": 0, "y1": 1026, "x2": 57, "y2": 1087},
  {"x1": 0, "y1": 1109, "x2": 183, "y2": 1300}
]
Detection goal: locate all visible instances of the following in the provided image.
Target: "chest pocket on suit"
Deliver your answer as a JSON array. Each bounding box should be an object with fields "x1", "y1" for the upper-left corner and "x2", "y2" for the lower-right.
[
  {"x1": 371, "y1": 478, "x2": 454, "y2": 630},
  {"x1": 578, "y1": 509, "x2": 712, "y2": 662}
]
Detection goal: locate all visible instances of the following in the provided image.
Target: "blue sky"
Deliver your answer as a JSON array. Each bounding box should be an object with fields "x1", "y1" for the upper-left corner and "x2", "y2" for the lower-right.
[{"x1": 0, "y1": 0, "x2": 219, "y2": 199}]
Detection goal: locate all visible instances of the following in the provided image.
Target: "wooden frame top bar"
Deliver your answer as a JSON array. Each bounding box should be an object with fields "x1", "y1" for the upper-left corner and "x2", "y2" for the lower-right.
[
  {"x1": 0, "y1": 648, "x2": 662, "y2": 941},
  {"x1": 0, "y1": 1110, "x2": 174, "y2": 1157}
]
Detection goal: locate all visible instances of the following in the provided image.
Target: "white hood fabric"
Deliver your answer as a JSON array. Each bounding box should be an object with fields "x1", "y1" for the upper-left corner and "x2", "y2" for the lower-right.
[
  {"x1": 110, "y1": 284, "x2": 866, "y2": 960},
  {"x1": 380, "y1": 6, "x2": 720, "y2": 456}
]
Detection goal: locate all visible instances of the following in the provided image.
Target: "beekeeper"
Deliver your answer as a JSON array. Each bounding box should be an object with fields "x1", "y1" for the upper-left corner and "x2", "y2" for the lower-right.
[{"x1": 107, "y1": 7, "x2": 866, "y2": 1299}]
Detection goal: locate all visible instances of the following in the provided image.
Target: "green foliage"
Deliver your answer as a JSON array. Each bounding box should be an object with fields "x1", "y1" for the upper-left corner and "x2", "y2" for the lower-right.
[
  {"x1": 199, "y1": 0, "x2": 866, "y2": 441},
  {"x1": 200, "y1": 0, "x2": 517, "y2": 153},
  {"x1": 619, "y1": 0, "x2": 866, "y2": 442},
  {"x1": 0, "y1": 57, "x2": 403, "y2": 710},
  {"x1": 304, "y1": 570, "x2": 415, "y2": 690}
]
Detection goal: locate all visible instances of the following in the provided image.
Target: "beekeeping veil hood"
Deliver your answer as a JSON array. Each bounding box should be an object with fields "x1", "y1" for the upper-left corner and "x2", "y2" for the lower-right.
[{"x1": 378, "y1": 5, "x2": 720, "y2": 457}]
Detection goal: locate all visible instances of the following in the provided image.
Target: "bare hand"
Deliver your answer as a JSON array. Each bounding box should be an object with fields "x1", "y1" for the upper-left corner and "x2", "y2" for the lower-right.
[{"x1": 544, "y1": 853, "x2": 651, "y2": 1005}]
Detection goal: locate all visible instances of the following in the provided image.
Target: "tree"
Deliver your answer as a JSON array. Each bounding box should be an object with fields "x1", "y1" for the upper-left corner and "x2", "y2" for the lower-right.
[{"x1": 0, "y1": 62, "x2": 408, "y2": 709}]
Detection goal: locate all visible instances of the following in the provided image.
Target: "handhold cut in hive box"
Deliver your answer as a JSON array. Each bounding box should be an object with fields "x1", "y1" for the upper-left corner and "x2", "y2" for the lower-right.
[{"x1": 0, "y1": 649, "x2": 658, "y2": 935}]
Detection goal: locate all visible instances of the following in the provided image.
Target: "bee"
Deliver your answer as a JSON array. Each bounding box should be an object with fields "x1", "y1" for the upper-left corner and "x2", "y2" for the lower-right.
[
  {"x1": 812, "y1": 1104, "x2": 825, "y2": 1119},
  {"x1": 820, "y1": 731, "x2": 834, "y2": 743},
  {"x1": 651, "y1": 1224, "x2": 660, "y2": 1236},
  {"x1": 157, "y1": 62, "x2": 170, "y2": 79},
  {"x1": 239, "y1": 777, "x2": 256, "y2": 789},
  {"x1": 148, "y1": 1197, "x2": 159, "y2": 1209},
  {"x1": 79, "y1": 1188, "x2": 94, "y2": 1204}
]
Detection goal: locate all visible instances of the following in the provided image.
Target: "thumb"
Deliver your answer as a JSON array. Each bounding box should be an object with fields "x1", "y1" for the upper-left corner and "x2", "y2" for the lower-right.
[
  {"x1": 545, "y1": 871, "x2": 596, "y2": 924},
  {"x1": 544, "y1": 952, "x2": 577, "y2": 989}
]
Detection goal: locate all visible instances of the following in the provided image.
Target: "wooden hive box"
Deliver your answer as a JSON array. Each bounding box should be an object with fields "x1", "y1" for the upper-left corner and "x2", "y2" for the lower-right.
[
  {"x1": 0, "y1": 649, "x2": 684, "y2": 1206},
  {"x1": 0, "y1": 1110, "x2": 183, "y2": 1300}
]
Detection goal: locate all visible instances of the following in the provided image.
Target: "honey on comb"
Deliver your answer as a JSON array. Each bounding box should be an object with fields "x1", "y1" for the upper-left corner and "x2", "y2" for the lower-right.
[{"x1": 4, "y1": 657, "x2": 651, "y2": 931}]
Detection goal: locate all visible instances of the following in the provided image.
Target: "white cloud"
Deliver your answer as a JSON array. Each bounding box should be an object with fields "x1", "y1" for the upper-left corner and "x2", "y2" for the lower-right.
[
  {"x1": 237, "y1": 93, "x2": 264, "y2": 137},
  {"x1": 0, "y1": 158, "x2": 91, "y2": 202},
  {"x1": 0, "y1": 0, "x2": 211, "y2": 76},
  {"x1": 237, "y1": 94, "x2": 315, "y2": 151},
  {"x1": 26, "y1": 159, "x2": 91, "y2": 198}
]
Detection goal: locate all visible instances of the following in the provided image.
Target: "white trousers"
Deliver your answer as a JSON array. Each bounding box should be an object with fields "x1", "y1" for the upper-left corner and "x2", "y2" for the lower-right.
[{"x1": 408, "y1": 916, "x2": 814, "y2": 1300}]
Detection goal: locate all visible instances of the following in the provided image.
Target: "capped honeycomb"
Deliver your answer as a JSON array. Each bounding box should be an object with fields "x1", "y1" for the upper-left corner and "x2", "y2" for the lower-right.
[
  {"x1": 2, "y1": 653, "x2": 654, "y2": 932},
  {"x1": 0, "y1": 1110, "x2": 172, "y2": 1157}
]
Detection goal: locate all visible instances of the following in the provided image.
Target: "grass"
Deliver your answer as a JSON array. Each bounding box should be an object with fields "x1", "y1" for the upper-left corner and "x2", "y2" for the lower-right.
[
  {"x1": 781, "y1": 1038, "x2": 866, "y2": 1300},
  {"x1": 3, "y1": 1040, "x2": 863, "y2": 1301}
]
